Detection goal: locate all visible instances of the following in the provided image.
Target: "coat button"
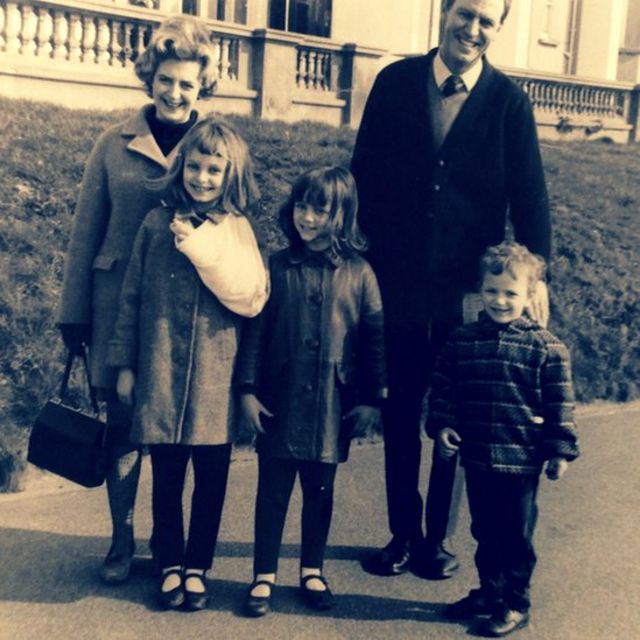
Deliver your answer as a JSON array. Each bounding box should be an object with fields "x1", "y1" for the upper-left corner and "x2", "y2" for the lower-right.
[
  {"x1": 433, "y1": 184, "x2": 440, "y2": 191},
  {"x1": 304, "y1": 337, "x2": 320, "y2": 350},
  {"x1": 438, "y1": 159, "x2": 445, "y2": 167},
  {"x1": 303, "y1": 383, "x2": 314, "y2": 393}
]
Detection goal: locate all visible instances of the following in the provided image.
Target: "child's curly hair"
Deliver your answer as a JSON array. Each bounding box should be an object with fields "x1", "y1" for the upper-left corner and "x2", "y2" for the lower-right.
[
  {"x1": 478, "y1": 241, "x2": 546, "y2": 297},
  {"x1": 134, "y1": 15, "x2": 217, "y2": 98}
]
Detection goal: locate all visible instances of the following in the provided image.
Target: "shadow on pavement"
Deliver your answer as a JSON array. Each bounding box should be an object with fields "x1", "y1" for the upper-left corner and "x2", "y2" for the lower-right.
[{"x1": 0, "y1": 527, "x2": 443, "y2": 623}]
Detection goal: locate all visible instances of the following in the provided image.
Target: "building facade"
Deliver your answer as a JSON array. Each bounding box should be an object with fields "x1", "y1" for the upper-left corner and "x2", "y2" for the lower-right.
[{"x1": 1, "y1": 0, "x2": 639, "y2": 141}]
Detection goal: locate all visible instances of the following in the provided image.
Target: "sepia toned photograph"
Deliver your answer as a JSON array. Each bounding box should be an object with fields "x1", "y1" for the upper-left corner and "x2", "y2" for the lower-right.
[{"x1": 1, "y1": 1, "x2": 639, "y2": 638}]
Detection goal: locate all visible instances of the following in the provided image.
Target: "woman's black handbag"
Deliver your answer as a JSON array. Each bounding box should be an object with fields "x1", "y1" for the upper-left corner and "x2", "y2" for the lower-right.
[{"x1": 28, "y1": 349, "x2": 108, "y2": 488}]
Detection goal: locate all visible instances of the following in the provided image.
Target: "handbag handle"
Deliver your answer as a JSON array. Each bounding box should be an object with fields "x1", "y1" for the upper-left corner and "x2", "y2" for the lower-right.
[{"x1": 59, "y1": 348, "x2": 100, "y2": 416}]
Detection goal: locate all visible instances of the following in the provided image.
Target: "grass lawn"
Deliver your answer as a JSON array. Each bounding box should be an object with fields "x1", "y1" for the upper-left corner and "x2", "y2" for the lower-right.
[{"x1": 0, "y1": 96, "x2": 639, "y2": 489}]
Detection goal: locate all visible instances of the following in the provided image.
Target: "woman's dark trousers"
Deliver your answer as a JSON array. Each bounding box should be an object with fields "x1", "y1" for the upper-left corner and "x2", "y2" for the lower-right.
[
  {"x1": 253, "y1": 456, "x2": 338, "y2": 574},
  {"x1": 150, "y1": 443, "x2": 231, "y2": 570},
  {"x1": 465, "y1": 468, "x2": 539, "y2": 612}
]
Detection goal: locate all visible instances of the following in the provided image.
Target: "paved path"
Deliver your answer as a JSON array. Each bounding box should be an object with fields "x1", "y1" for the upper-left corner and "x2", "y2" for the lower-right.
[{"x1": 1, "y1": 402, "x2": 639, "y2": 640}]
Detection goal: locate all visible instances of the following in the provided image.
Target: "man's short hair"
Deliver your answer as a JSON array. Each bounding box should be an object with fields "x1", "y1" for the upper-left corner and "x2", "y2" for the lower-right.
[{"x1": 442, "y1": 0, "x2": 512, "y2": 25}]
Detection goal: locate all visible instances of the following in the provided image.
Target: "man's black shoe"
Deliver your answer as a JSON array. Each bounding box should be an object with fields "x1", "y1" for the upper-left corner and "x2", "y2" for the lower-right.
[
  {"x1": 414, "y1": 539, "x2": 459, "y2": 579},
  {"x1": 361, "y1": 537, "x2": 412, "y2": 576},
  {"x1": 477, "y1": 607, "x2": 530, "y2": 637},
  {"x1": 444, "y1": 589, "x2": 500, "y2": 620}
]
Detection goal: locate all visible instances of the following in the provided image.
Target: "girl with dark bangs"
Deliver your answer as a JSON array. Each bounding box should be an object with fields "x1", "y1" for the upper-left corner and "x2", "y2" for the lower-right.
[{"x1": 235, "y1": 166, "x2": 388, "y2": 617}]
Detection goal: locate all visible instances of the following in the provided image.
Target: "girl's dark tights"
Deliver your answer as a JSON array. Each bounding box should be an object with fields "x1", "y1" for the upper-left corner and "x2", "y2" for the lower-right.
[
  {"x1": 150, "y1": 443, "x2": 231, "y2": 570},
  {"x1": 253, "y1": 456, "x2": 337, "y2": 575}
]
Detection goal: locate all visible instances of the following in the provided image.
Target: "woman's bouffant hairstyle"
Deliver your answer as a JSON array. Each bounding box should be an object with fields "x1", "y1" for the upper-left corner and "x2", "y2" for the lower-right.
[
  {"x1": 478, "y1": 241, "x2": 546, "y2": 297},
  {"x1": 278, "y1": 166, "x2": 367, "y2": 255},
  {"x1": 135, "y1": 16, "x2": 217, "y2": 98},
  {"x1": 155, "y1": 116, "x2": 260, "y2": 216}
]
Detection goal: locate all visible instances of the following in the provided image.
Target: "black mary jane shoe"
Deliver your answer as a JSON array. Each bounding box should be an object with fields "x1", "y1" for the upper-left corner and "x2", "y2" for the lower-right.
[
  {"x1": 243, "y1": 579, "x2": 274, "y2": 617},
  {"x1": 184, "y1": 572, "x2": 210, "y2": 611},
  {"x1": 157, "y1": 568, "x2": 185, "y2": 610},
  {"x1": 300, "y1": 574, "x2": 335, "y2": 611}
]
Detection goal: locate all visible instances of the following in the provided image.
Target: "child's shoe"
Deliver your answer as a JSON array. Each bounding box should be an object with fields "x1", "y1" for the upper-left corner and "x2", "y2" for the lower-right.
[
  {"x1": 243, "y1": 579, "x2": 274, "y2": 617},
  {"x1": 444, "y1": 589, "x2": 500, "y2": 619},
  {"x1": 300, "y1": 574, "x2": 334, "y2": 610},
  {"x1": 157, "y1": 567, "x2": 185, "y2": 610},
  {"x1": 184, "y1": 570, "x2": 209, "y2": 611},
  {"x1": 477, "y1": 606, "x2": 530, "y2": 637}
]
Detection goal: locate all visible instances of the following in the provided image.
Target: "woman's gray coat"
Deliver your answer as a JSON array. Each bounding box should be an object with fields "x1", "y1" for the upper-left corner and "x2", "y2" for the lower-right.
[
  {"x1": 57, "y1": 105, "x2": 188, "y2": 388},
  {"x1": 107, "y1": 207, "x2": 242, "y2": 446}
]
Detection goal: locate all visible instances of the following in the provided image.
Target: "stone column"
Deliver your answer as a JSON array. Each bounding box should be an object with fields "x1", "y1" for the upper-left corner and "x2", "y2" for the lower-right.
[
  {"x1": 339, "y1": 43, "x2": 386, "y2": 128},
  {"x1": 575, "y1": 0, "x2": 628, "y2": 80},
  {"x1": 618, "y1": 0, "x2": 640, "y2": 82},
  {"x1": 250, "y1": 28, "x2": 300, "y2": 121}
]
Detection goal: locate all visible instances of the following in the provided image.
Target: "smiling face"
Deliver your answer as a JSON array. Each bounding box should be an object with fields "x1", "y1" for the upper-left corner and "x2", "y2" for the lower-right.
[
  {"x1": 440, "y1": 0, "x2": 504, "y2": 74},
  {"x1": 480, "y1": 268, "x2": 531, "y2": 324},
  {"x1": 182, "y1": 148, "x2": 228, "y2": 205},
  {"x1": 151, "y1": 59, "x2": 202, "y2": 125},
  {"x1": 293, "y1": 200, "x2": 333, "y2": 251}
]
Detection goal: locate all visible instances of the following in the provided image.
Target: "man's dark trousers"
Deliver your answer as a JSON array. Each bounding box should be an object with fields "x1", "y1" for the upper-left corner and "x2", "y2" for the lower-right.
[{"x1": 383, "y1": 310, "x2": 462, "y2": 549}]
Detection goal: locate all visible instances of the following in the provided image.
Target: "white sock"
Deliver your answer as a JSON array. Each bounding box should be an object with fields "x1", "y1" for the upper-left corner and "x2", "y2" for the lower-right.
[
  {"x1": 161, "y1": 566, "x2": 182, "y2": 592},
  {"x1": 185, "y1": 568, "x2": 206, "y2": 593},
  {"x1": 301, "y1": 567, "x2": 326, "y2": 591},
  {"x1": 251, "y1": 573, "x2": 276, "y2": 597}
]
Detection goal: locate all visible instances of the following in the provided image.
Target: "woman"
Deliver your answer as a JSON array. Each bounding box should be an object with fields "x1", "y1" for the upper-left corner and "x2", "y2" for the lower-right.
[{"x1": 57, "y1": 15, "x2": 217, "y2": 585}]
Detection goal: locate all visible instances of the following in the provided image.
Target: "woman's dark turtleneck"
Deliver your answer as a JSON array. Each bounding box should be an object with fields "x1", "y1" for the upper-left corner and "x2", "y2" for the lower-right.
[{"x1": 146, "y1": 107, "x2": 197, "y2": 157}]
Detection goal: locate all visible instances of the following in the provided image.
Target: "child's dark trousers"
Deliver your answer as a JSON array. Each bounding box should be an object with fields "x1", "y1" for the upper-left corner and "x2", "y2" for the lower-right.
[
  {"x1": 253, "y1": 456, "x2": 337, "y2": 575},
  {"x1": 150, "y1": 443, "x2": 231, "y2": 570},
  {"x1": 465, "y1": 468, "x2": 540, "y2": 612}
]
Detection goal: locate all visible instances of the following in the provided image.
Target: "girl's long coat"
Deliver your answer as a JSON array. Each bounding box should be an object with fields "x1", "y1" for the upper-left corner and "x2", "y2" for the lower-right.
[
  {"x1": 107, "y1": 207, "x2": 242, "y2": 446},
  {"x1": 57, "y1": 105, "x2": 190, "y2": 389},
  {"x1": 235, "y1": 246, "x2": 388, "y2": 463}
]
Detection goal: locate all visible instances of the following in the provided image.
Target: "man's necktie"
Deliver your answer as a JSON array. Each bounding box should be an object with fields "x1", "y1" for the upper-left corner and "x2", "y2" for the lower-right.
[{"x1": 441, "y1": 75, "x2": 465, "y2": 97}]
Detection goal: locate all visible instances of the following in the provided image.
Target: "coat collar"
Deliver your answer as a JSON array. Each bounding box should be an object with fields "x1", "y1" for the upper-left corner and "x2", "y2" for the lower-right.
[
  {"x1": 287, "y1": 244, "x2": 344, "y2": 268},
  {"x1": 120, "y1": 104, "x2": 200, "y2": 170},
  {"x1": 477, "y1": 311, "x2": 539, "y2": 335}
]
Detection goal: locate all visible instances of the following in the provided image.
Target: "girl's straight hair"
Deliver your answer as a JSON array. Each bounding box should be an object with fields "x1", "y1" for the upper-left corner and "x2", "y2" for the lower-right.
[
  {"x1": 154, "y1": 117, "x2": 260, "y2": 216},
  {"x1": 279, "y1": 166, "x2": 367, "y2": 255}
]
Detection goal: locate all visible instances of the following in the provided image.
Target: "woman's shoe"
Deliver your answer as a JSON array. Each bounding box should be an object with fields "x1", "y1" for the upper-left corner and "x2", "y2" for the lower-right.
[
  {"x1": 184, "y1": 572, "x2": 210, "y2": 611},
  {"x1": 157, "y1": 568, "x2": 185, "y2": 610},
  {"x1": 243, "y1": 579, "x2": 274, "y2": 617},
  {"x1": 300, "y1": 574, "x2": 335, "y2": 611},
  {"x1": 99, "y1": 540, "x2": 135, "y2": 585}
]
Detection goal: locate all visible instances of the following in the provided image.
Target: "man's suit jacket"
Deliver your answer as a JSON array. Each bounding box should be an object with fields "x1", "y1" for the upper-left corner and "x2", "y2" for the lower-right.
[{"x1": 351, "y1": 49, "x2": 550, "y2": 326}]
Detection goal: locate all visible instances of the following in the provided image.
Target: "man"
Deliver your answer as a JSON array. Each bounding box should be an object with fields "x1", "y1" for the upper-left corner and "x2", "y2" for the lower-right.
[{"x1": 351, "y1": 0, "x2": 550, "y2": 582}]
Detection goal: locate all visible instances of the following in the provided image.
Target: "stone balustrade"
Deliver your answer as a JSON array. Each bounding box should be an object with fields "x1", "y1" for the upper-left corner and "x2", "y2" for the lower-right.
[
  {"x1": 0, "y1": 0, "x2": 240, "y2": 80},
  {"x1": 1, "y1": 0, "x2": 639, "y2": 139},
  {"x1": 507, "y1": 68, "x2": 638, "y2": 142},
  {"x1": 296, "y1": 46, "x2": 332, "y2": 91}
]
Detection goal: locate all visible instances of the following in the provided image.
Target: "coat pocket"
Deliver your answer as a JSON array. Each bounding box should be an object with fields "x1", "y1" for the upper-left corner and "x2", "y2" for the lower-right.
[{"x1": 92, "y1": 255, "x2": 118, "y2": 271}]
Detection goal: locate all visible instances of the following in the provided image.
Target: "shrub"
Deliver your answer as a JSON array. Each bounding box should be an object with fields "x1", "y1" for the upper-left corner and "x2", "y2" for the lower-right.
[{"x1": 0, "y1": 96, "x2": 638, "y2": 491}]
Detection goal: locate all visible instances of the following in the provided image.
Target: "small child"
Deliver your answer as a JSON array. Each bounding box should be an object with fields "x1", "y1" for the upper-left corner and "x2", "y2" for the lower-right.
[
  {"x1": 107, "y1": 117, "x2": 267, "y2": 611},
  {"x1": 427, "y1": 241, "x2": 579, "y2": 637},
  {"x1": 235, "y1": 166, "x2": 387, "y2": 617}
]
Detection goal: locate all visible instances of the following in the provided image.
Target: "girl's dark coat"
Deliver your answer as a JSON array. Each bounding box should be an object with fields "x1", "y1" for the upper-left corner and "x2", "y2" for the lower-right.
[{"x1": 235, "y1": 247, "x2": 387, "y2": 463}]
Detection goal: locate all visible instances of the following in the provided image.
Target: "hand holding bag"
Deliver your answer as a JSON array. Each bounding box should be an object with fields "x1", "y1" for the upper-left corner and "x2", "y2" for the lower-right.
[{"x1": 28, "y1": 349, "x2": 108, "y2": 488}]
